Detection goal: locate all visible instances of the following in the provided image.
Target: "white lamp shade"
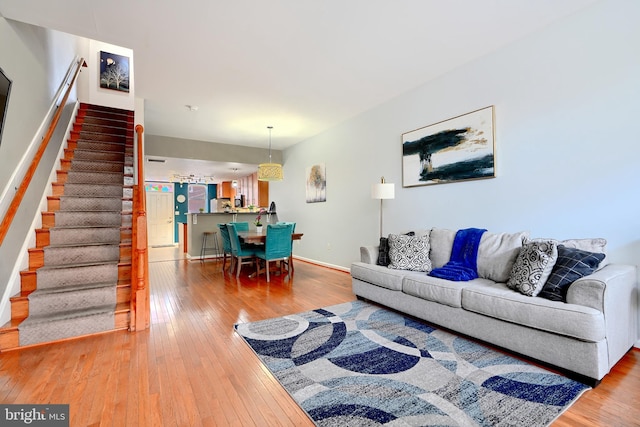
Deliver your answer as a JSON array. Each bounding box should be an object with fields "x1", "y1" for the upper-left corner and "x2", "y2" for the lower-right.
[{"x1": 371, "y1": 182, "x2": 395, "y2": 199}]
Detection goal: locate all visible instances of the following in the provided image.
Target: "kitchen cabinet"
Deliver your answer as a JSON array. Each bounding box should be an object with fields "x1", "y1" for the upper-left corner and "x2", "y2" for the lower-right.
[{"x1": 217, "y1": 181, "x2": 233, "y2": 199}]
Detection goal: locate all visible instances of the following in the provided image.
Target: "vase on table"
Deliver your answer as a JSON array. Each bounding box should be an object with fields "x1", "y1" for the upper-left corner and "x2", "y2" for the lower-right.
[{"x1": 256, "y1": 226, "x2": 263, "y2": 233}]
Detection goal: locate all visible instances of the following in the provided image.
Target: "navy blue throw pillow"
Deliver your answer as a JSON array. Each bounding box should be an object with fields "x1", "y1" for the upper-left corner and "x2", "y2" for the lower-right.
[
  {"x1": 377, "y1": 231, "x2": 415, "y2": 266},
  {"x1": 538, "y1": 245, "x2": 605, "y2": 302}
]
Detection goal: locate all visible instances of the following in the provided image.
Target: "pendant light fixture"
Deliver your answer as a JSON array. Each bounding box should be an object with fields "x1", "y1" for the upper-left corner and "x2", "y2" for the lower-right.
[
  {"x1": 231, "y1": 168, "x2": 238, "y2": 188},
  {"x1": 257, "y1": 126, "x2": 283, "y2": 181}
]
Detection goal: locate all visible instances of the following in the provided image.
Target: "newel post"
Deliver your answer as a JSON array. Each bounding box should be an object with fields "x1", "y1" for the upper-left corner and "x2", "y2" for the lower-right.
[{"x1": 132, "y1": 124, "x2": 149, "y2": 331}]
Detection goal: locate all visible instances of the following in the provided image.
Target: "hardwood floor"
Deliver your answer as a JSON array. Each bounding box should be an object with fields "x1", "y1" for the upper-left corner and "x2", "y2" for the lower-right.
[{"x1": 0, "y1": 252, "x2": 638, "y2": 426}]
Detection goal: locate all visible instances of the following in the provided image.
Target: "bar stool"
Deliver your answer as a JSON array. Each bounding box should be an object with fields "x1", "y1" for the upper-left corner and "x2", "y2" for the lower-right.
[{"x1": 200, "y1": 231, "x2": 220, "y2": 262}]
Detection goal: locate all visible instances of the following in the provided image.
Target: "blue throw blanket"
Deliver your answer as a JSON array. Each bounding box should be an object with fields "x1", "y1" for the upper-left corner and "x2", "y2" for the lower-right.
[{"x1": 429, "y1": 228, "x2": 487, "y2": 281}]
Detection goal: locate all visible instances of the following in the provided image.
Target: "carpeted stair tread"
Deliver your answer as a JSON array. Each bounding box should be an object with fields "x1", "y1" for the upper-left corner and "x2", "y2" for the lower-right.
[
  {"x1": 30, "y1": 281, "x2": 117, "y2": 296},
  {"x1": 37, "y1": 260, "x2": 119, "y2": 272},
  {"x1": 48, "y1": 224, "x2": 123, "y2": 230},
  {"x1": 57, "y1": 196, "x2": 128, "y2": 212},
  {"x1": 72, "y1": 142, "x2": 126, "y2": 150},
  {"x1": 18, "y1": 305, "x2": 116, "y2": 346},
  {"x1": 36, "y1": 262, "x2": 118, "y2": 289},
  {"x1": 64, "y1": 171, "x2": 124, "y2": 184},
  {"x1": 55, "y1": 209, "x2": 122, "y2": 215},
  {"x1": 66, "y1": 160, "x2": 124, "y2": 173},
  {"x1": 48, "y1": 226, "x2": 121, "y2": 246},
  {"x1": 62, "y1": 183, "x2": 127, "y2": 189},
  {"x1": 44, "y1": 242, "x2": 120, "y2": 266},
  {"x1": 20, "y1": 305, "x2": 115, "y2": 325},
  {"x1": 75, "y1": 124, "x2": 129, "y2": 134},
  {"x1": 71, "y1": 150, "x2": 125, "y2": 162},
  {"x1": 61, "y1": 183, "x2": 128, "y2": 198},
  {"x1": 54, "y1": 211, "x2": 122, "y2": 227},
  {"x1": 28, "y1": 284, "x2": 116, "y2": 317},
  {"x1": 59, "y1": 195, "x2": 126, "y2": 199},
  {"x1": 46, "y1": 241, "x2": 120, "y2": 249},
  {"x1": 75, "y1": 140, "x2": 127, "y2": 151}
]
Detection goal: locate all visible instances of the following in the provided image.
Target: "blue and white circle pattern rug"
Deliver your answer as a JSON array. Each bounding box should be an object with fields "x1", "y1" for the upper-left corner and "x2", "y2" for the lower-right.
[{"x1": 235, "y1": 300, "x2": 589, "y2": 426}]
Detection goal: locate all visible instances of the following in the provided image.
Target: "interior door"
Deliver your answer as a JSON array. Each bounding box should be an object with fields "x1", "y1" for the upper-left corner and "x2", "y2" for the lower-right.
[{"x1": 146, "y1": 192, "x2": 175, "y2": 247}]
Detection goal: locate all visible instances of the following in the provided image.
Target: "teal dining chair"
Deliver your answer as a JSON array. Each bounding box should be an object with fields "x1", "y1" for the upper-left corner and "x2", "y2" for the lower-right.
[
  {"x1": 227, "y1": 221, "x2": 249, "y2": 232},
  {"x1": 277, "y1": 222, "x2": 296, "y2": 271},
  {"x1": 226, "y1": 223, "x2": 257, "y2": 278},
  {"x1": 254, "y1": 223, "x2": 294, "y2": 282},
  {"x1": 217, "y1": 223, "x2": 232, "y2": 271}
]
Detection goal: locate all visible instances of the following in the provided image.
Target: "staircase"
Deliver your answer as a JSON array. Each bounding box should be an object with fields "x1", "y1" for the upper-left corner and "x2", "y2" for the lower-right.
[{"x1": 0, "y1": 103, "x2": 134, "y2": 350}]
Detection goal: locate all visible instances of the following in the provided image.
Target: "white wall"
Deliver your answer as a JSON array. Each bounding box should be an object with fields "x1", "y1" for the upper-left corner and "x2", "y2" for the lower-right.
[
  {"x1": 0, "y1": 19, "x2": 134, "y2": 325},
  {"x1": 0, "y1": 18, "x2": 89, "y2": 324},
  {"x1": 272, "y1": 0, "x2": 640, "y2": 271},
  {"x1": 79, "y1": 40, "x2": 135, "y2": 111},
  {"x1": 0, "y1": 18, "x2": 85, "y2": 189}
]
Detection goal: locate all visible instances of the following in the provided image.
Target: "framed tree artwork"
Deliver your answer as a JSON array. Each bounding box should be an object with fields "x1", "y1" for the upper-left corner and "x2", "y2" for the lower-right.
[
  {"x1": 99, "y1": 51, "x2": 130, "y2": 93},
  {"x1": 306, "y1": 163, "x2": 326, "y2": 203},
  {"x1": 402, "y1": 106, "x2": 495, "y2": 187}
]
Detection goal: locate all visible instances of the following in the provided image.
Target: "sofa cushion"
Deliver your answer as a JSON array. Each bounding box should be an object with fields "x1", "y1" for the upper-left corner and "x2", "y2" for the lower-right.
[
  {"x1": 430, "y1": 228, "x2": 528, "y2": 283},
  {"x1": 428, "y1": 228, "x2": 455, "y2": 269},
  {"x1": 528, "y1": 237, "x2": 608, "y2": 268},
  {"x1": 350, "y1": 262, "x2": 408, "y2": 291},
  {"x1": 507, "y1": 240, "x2": 558, "y2": 297},
  {"x1": 388, "y1": 234, "x2": 432, "y2": 272},
  {"x1": 538, "y1": 245, "x2": 606, "y2": 302},
  {"x1": 403, "y1": 275, "x2": 494, "y2": 308},
  {"x1": 462, "y1": 282, "x2": 605, "y2": 342}
]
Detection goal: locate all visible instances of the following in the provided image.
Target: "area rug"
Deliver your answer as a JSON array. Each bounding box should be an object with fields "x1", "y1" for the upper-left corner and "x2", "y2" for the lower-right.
[{"x1": 235, "y1": 300, "x2": 590, "y2": 426}]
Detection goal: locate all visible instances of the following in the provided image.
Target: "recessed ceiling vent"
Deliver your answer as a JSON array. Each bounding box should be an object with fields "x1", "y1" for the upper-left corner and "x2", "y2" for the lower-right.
[{"x1": 147, "y1": 158, "x2": 166, "y2": 163}]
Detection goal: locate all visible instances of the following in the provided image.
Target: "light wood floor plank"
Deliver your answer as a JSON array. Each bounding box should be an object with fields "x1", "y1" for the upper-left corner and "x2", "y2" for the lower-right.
[{"x1": 0, "y1": 250, "x2": 638, "y2": 426}]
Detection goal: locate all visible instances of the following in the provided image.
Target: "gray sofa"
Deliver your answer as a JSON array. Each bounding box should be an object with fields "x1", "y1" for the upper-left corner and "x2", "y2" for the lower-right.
[{"x1": 351, "y1": 228, "x2": 638, "y2": 385}]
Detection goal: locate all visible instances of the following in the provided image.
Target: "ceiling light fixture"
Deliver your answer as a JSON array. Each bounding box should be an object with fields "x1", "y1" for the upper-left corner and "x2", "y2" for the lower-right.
[
  {"x1": 231, "y1": 168, "x2": 238, "y2": 188},
  {"x1": 257, "y1": 126, "x2": 283, "y2": 181},
  {"x1": 171, "y1": 173, "x2": 215, "y2": 184}
]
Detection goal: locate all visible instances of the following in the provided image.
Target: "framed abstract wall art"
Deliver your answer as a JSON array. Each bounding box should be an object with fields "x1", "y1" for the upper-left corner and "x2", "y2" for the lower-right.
[
  {"x1": 306, "y1": 163, "x2": 326, "y2": 203},
  {"x1": 99, "y1": 51, "x2": 130, "y2": 93},
  {"x1": 402, "y1": 106, "x2": 495, "y2": 187}
]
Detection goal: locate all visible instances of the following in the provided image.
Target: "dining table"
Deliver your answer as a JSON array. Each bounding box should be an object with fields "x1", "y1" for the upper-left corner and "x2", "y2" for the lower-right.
[
  {"x1": 237, "y1": 230, "x2": 303, "y2": 272},
  {"x1": 237, "y1": 230, "x2": 304, "y2": 244}
]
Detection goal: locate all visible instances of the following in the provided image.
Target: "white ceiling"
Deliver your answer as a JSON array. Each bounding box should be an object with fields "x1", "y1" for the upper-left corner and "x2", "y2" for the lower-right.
[{"x1": 0, "y1": 0, "x2": 598, "y2": 182}]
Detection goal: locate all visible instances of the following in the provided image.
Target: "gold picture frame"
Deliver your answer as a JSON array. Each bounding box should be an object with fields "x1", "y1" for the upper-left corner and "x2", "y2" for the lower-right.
[{"x1": 402, "y1": 106, "x2": 495, "y2": 187}]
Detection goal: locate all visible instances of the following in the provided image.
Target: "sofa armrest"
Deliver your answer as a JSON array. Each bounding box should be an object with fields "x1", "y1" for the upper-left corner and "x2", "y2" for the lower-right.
[
  {"x1": 568, "y1": 263, "x2": 638, "y2": 370},
  {"x1": 360, "y1": 245, "x2": 379, "y2": 264},
  {"x1": 567, "y1": 264, "x2": 636, "y2": 312}
]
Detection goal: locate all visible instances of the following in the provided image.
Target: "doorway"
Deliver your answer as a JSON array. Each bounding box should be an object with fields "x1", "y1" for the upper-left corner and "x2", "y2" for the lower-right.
[{"x1": 146, "y1": 191, "x2": 175, "y2": 247}]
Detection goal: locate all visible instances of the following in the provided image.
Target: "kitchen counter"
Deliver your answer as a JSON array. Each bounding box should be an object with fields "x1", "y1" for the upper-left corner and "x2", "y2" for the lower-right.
[{"x1": 185, "y1": 212, "x2": 278, "y2": 259}]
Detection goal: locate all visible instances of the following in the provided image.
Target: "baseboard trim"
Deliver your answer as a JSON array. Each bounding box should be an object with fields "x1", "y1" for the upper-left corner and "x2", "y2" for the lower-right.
[{"x1": 292, "y1": 255, "x2": 350, "y2": 273}]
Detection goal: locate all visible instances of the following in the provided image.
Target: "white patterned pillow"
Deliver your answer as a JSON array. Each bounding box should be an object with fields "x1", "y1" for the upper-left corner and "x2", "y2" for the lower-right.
[
  {"x1": 507, "y1": 241, "x2": 558, "y2": 297},
  {"x1": 388, "y1": 234, "x2": 432, "y2": 272}
]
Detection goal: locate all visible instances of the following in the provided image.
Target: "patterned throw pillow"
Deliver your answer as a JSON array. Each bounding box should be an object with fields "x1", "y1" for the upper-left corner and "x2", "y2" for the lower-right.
[
  {"x1": 507, "y1": 241, "x2": 558, "y2": 297},
  {"x1": 388, "y1": 234, "x2": 431, "y2": 272},
  {"x1": 538, "y1": 245, "x2": 606, "y2": 302},
  {"x1": 377, "y1": 237, "x2": 391, "y2": 266},
  {"x1": 378, "y1": 232, "x2": 415, "y2": 266}
]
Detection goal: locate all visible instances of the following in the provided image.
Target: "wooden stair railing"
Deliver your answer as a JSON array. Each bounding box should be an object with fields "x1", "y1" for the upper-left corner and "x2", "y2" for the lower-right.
[
  {"x1": 131, "y1": 124, "x2": 150, "y2": 331},
  {"x1": 0, "y1": 57, "x2": 86, "y2": 245}
]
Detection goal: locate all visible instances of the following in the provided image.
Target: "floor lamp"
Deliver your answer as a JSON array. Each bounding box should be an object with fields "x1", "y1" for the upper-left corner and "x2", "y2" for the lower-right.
[{"x1": 371, "y1": 176, "x2": 395, "y2": 239}]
